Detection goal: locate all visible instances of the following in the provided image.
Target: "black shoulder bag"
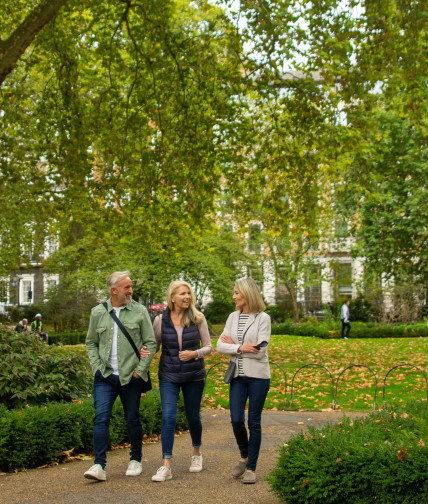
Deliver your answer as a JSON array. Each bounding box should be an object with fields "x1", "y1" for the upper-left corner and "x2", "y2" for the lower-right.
[{"x1": 103, "y1": 302, "x2": 152, "y2": 392}]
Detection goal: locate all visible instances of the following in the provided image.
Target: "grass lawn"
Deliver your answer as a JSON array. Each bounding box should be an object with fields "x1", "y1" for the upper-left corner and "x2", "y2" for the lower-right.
[
  {"x1": 202, "y1": 335, "x2": 427, "y2": 411},
  {"x1": 69, "y1": 335, "x2": 427, "y2": 411}
]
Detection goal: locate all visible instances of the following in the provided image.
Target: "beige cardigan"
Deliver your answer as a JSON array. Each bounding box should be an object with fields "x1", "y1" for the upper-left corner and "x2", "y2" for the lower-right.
[{"x1": 216, "y1": 310, "x2": 271, "y2": 379}]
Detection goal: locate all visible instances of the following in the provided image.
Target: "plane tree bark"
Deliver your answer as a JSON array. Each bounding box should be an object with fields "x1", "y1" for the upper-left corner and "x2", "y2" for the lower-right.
[{"x1": 0, "y1": 0, "x2": 68, "y2": 86}]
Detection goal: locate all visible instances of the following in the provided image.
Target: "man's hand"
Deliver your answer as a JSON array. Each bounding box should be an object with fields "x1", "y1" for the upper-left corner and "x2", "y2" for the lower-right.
[
  {"x1": 133, "y1": 371, "x2": 141, "y2": 378},
  {"x1": 140, "y1": 345, "x2": 151, "y2": 359}
]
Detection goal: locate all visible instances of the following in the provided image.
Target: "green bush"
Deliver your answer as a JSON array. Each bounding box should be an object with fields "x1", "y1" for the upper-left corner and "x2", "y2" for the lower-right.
[
  {"x1": 0, "y1": 328, "x2": 92, "y2": 409},
  {"x1": 271, "y1": 320, "x2": 427, "y2": 338},
  {"x1": 204, "y1": 297, "x2": 235, "y2": 324},
  {"x1": 265, "y1": 305, "x2": 294, "y2": 323},
  {"x1": 268, "y1": 401, "x2": 428, "y2": 504},
  {"x1": 49, "y1": 331, "x2": 86, "y2": 345},
  {"x1": 0, "y1": 390, "x2": 188, "y2": 471}
]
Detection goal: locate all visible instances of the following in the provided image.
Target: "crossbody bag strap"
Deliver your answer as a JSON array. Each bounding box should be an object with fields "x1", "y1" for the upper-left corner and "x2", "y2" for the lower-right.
[{"x1": 103, "y1": 302, "x2": 140, "y2": 361}]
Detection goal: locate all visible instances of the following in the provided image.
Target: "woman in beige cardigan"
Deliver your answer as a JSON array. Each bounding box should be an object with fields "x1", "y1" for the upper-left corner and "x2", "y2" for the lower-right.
[{"x1": 216, "y1": 277, "x2": 271, "y2": 485}]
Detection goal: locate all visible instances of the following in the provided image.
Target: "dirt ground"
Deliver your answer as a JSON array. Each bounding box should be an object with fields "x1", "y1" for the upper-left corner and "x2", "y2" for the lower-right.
[{"x1": 0, "y1": 408, "x2": 369, "y2": 504}]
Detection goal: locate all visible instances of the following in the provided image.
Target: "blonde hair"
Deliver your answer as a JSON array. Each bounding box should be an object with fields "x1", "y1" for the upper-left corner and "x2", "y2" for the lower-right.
[
  {"x1": 106, "y1": 271, "x2": 131, "y2": 294},
  {"x1": 235, "y1": 277, "x2": 266, "y2": 314},
  {"x1": 167, "y1": 280, "x2": 204, "y2": 327}
]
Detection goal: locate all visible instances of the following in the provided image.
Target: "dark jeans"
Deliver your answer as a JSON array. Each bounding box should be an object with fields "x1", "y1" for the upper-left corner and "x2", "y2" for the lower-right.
[
  {"x1": 159, "y1": 379, "x2": 205, "y2": 459},
  {"x1": 341, "y1": 320, "x2": 351, "y2": 338},
  {"x1": 229, "y1": 376, "x2": 270, "y2": 471},
  {"x1": 93, "y1": 371, "x2": 143, "y2": 468}
]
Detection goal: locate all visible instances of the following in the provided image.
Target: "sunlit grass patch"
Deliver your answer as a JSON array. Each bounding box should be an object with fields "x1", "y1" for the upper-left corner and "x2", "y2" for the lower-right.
[{"x1": 204, "y1": 336, "x2": 427, "y2": 411}]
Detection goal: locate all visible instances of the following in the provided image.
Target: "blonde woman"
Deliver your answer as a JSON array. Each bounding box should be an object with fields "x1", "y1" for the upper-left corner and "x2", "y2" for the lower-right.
[
  {"x1": 150, "y1": 281, "x2": 212, "y2": 482},
  {"x1": 216, "y1": 277, "x2": 271, "y2": 484}
]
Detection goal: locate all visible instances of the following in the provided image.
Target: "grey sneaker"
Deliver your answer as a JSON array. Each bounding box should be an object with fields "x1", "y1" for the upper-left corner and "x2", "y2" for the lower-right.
[
  {"x1": 84, "y1": 464, "x2": 106, "y2": 481},
  {"x1": 232, "y1": 460, "x2": 247, "y2": 478},
  {"x1": 152, "y1": 466, "x2": 172, "y2": 482},
  {"x1": 126, "y1": 460, "x2": 142, "y2": 476},
  {"x1": 242, "y1": 470, "x2": 256, "y2": 484},
  {"x1": 189, "y1": 454, "x2": 203, "y2": 473}
]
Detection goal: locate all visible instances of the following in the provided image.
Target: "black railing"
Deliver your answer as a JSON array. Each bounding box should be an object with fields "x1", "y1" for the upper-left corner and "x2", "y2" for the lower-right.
[{"x1": 204, "y1": 360, "x2": 427, "y2": 410}]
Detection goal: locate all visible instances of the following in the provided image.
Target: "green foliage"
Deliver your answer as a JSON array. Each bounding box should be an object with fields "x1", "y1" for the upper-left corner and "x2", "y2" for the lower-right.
[
  {"x1": 0, "y1": 390, "x2": 188, "y2": 471},
  {"x1": 265, "y1": 305, "x2": 294, "y2": 324},
  {"x1": 0, "y1": 327, "x2": 92, "y2": 409},
  {"x1": 268, "y1": 401, "x2": 428, "y2": 504},
  {"x1": 203, "y1": 296, "x2": 236, "y2": 324},
  {"x1": 43, "y1": 281, "x2": 97, "y2": 332},
  {"x1": 271, "y1": 321, "x2": 427, "y2": 339},
  {"x1": 48, "y1": 331, "x2": 86, "y2": 345}
]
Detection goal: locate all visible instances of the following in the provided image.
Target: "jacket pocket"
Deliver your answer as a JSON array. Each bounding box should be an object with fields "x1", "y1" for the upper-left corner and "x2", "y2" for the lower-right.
[{"x1": 123, "y1": 323, "x2": 140, "y2": 342}]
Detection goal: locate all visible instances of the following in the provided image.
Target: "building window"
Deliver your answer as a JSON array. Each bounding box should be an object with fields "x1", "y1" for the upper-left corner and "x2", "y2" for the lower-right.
[
  {"x1": 44, "y1": 275, "x2": 59, "y2": 300},
  {"x1": 335, "y1": 263, "x2": 352, "y2": 297},
  {"x1": 0, "y1": 279, "x2": 9, "y2": 304},
  {"x1": 247, "y1": 223, "x2": 262, "y2": 254},
  {"x1": 335, "y1": 220, "x2": 348, "y2": 239},
  {"x1": 304, "y1": 265, "x2": 322, "y2": 310},
  {"x1": 247, "y1": 264, "x2": 264, "y2": 287},
  {"x1": 18, "y1": 275, "x2": 34, "y2": 305}
]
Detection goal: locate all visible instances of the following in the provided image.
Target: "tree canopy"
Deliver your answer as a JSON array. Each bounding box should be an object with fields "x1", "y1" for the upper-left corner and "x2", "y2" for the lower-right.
[{"x1": 1, "y1": 0, "x2": 426, "y2": 303}]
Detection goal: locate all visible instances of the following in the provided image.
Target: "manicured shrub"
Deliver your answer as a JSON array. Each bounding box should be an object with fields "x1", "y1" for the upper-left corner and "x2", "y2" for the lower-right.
[
  {"x1": 204, "y1": 297, "x2": 236, "y2": 324},
  {"x1": 268, "y1": 401, "x2": 428, "y2": 504},
  {"x1": 0, "y1": 390, "x2": 187, "y2": 471},
  {"x1": 0, "y1": 328, "x2": 92, "y2": 409},
  {"x1": 271, "y1": 320, "x2": 427, "y2": 338},
  {"x1": 49, "y1": 331, "x2": 86, "y2": 345}
]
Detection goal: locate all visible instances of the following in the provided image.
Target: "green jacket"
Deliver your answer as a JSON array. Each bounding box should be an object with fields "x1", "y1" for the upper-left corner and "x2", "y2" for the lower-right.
[{"x1": 86, "y1": 299, "x2": 156, "y2": 386}]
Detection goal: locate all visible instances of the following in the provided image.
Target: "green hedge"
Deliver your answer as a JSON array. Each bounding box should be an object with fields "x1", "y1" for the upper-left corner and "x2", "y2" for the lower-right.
[
  {"x1": 268, "y1": 401, "x2": 428, "y2": 504},
  {"x1": 0, "y1": 328, "x2": 92, "y2": 409},
  {"x1": 49, "y1": 331, "x2": 87, "y2": 345},
  {"x1": 0, "y1": 390, "x2": 187, "y2": 471},
  {"x1": 271, "y1": 320, "x2": 427, "y2": 338}
]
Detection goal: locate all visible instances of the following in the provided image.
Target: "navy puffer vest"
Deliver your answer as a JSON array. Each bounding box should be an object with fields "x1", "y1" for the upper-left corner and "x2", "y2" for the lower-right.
[{"x1": 158, "y1": 307, "x2": 206, "y2": 383}]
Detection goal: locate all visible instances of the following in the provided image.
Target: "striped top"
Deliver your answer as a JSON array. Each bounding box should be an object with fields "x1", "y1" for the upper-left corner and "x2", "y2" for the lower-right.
[{"x1": 237, "y1": 314, "x2": 250, "y2": 376}]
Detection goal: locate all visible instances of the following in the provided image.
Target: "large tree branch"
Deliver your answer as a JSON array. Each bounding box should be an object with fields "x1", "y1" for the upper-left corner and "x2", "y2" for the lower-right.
[{"x1": 0, "y1": 0, "x2": 69, "y2": 86}]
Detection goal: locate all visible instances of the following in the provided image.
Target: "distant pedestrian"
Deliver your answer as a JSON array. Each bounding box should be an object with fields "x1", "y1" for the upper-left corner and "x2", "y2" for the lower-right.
[
  {"x1": 150, "y1": 280, "x2": 212, "y2": 482},
  {"x1": 340, "y1": 299, "x2": 351, "y2": 339},
  {"x1": 31, "y1": 314, "x2": 48, "y2": 343},
  {"x1": 84, "y1": 271, "x2": 156, "y2": 482},
  {"x1": 15, "y1": 318, "x2": 28, "y2": 333},
  {"x1": 216, "y1": 277, "x2": 271, "y2": 485}
]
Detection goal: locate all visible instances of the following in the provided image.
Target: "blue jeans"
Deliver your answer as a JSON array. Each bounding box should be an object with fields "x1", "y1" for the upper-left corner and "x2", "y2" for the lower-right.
[
  {"x1": 93, "y1": 371, "x2": 143, "y2": 468},
  {"x1": 229, "y1": 376, "x2": 270, "y2": 471},
  {"x1": 341, "y1": 320, "x2": 351, "y2": 338},
  {"x1": 159, "y1": 379, "x2": 205, "y2": 459}
]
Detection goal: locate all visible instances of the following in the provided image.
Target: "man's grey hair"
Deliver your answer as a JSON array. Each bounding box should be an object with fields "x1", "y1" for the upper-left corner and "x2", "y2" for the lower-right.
[{"x1": 106, "y1": 271, "x2": 131, "y2": 294}]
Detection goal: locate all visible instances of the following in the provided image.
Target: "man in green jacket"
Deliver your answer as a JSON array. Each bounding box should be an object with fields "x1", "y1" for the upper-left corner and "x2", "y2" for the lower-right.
[{"x1": 84, "y1": 271, "x2": 156, "y2": 482}]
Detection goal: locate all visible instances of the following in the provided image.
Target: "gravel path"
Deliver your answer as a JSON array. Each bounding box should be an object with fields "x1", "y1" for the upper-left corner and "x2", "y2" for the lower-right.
[{"x1": 0, "y1": 409, "x2": 368, "y2": 504}]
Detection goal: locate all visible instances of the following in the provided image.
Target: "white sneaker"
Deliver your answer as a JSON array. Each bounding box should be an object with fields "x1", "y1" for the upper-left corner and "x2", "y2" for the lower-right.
[
  {"x1": 84, "y1": 464, "x2": 106, "y2": 481},
  {"x1": 189, "y1": 454, "x2": 203, "y2": 473},
  {"x1": 126, "y1": 460, "x2": 142, "y2": 476},
  {"x1": 152, "y1": 465, "x2": 172, "y2": 482}
]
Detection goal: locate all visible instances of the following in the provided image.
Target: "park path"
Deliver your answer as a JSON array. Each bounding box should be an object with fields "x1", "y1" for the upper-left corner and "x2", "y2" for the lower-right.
[{"x1": 0, "y1": 409, "x2": 368, "y2": 504}]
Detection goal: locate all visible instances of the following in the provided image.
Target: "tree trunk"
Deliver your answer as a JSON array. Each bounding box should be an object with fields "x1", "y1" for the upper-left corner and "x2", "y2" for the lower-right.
[
  {"x1": 286, "y1": 283, "x2": 300, "y2": 323},
  {"x1": 0, "y1": 0, "x2": 69, "y2": 86}
]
